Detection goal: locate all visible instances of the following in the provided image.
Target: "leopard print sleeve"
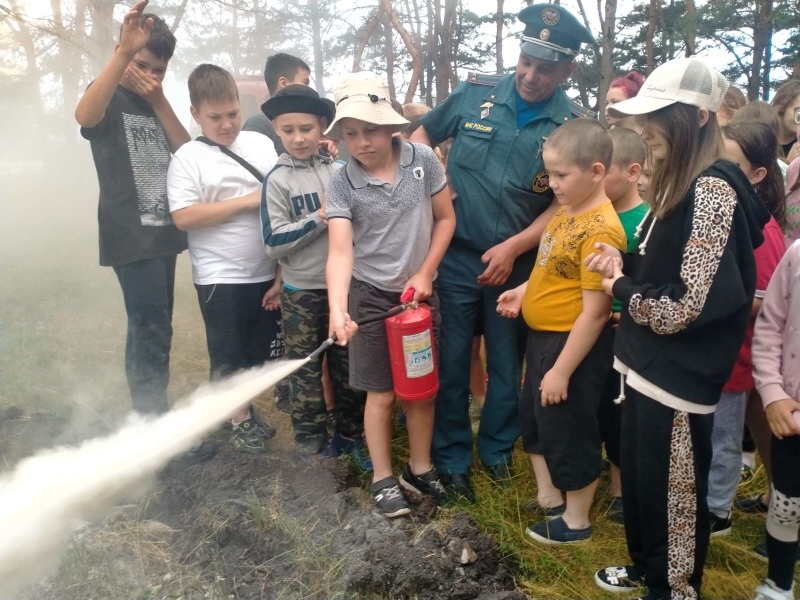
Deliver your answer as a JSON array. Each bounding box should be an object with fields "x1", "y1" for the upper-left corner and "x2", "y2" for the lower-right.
[{"x1": 627, "y1": 177, "x2": 738, "y2": 335}]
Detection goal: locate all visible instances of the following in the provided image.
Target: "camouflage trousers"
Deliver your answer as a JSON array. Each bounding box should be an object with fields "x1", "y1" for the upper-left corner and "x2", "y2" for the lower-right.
[{"x1": 281, "y1": 287, "x2": 367, "y2": 439}]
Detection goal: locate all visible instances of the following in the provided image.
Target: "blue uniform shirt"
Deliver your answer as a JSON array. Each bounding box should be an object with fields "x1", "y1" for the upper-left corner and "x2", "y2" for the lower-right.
[{"x1": 420, "y1": 73, "x2": 573, "y2": 254}]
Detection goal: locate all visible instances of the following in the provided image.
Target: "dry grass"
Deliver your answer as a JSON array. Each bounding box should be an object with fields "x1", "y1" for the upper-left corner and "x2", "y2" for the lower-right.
[
  {"x1": 387, "y1": 417, "x2": 798, "y2": 600},
  {"x1": 45, "y1": 512, "x2": 206, "y2": 600}
]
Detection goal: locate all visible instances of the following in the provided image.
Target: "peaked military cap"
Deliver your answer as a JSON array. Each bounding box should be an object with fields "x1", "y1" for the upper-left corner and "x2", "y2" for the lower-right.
[{"x1": 518, "y1": 4, "x2": 594, "y2": 62}]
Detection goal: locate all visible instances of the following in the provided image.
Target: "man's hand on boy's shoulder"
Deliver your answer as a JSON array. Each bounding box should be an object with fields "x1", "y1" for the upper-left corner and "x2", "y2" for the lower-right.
[
  {"x1": 118, "y1": 0, "x2": 154, "y2": 58},
  {"x1": 122, "y1": 64, "x2": 165, "y2": 104}
]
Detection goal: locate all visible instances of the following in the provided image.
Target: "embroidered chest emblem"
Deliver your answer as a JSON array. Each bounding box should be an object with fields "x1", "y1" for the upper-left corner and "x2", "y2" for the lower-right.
[
  {"x1": 413, "y1": 166, "x2": 425, "y2": 180},
  {"x1": 532, "y1": 169, "x2": 550, "y2": 193}
]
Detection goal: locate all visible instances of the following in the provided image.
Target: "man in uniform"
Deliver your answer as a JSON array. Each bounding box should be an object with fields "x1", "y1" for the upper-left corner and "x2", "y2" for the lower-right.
[{"x1": 411, "y1": 3, "x2": 595, "y2": 500}]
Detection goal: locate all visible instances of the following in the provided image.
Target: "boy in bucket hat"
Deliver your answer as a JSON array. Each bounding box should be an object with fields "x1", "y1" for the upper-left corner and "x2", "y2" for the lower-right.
[
  {"x1": 325, "y1": 72, "x2": 456, "y2": 517},
  {"x1": 261, "y1": 85, "x2": 369, "y2": 462},
  {"x1": 410, "y1": 3, "x2": 594, "y2": 503}
]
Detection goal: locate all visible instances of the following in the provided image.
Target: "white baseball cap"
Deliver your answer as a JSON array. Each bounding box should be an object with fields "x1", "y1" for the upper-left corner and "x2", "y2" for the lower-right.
[{"x1": 608, "y1": 57, "x2": 730, "y2": 117}]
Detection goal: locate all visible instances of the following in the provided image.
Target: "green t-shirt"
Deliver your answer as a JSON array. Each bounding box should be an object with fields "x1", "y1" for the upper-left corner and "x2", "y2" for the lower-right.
[{"x1": 612, "y1": 202, "x2": 649, "y2": 313}]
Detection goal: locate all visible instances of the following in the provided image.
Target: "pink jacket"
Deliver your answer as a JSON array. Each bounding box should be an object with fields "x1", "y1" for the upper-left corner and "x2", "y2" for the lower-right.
[
  {"x1": 753, "y1": 240, "x2": 800, "y2": 408},
  {"x1": 786, "y1": 158, "x2": 800, "y2": 246}
]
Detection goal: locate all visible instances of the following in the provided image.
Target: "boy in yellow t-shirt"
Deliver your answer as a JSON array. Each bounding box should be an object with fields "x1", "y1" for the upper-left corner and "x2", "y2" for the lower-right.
[{"x1": 497, "y1": 119, "x2": 626, "y2": 545}]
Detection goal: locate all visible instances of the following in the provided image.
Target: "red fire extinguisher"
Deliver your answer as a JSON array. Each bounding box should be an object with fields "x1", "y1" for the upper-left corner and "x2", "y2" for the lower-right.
[{"x1": 385, "y1": 288, "x2": 439, "y2": 401}]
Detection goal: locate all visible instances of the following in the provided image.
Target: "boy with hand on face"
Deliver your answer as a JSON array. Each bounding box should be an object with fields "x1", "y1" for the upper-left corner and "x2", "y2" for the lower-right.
[
  {"x1": 167, "y1": 64, "x2": 280, "y2": 453},
  {"x1": 260, "y1": 86, "x2": 368, "y2": 460},
  {"x1": 75, "y1": 0, "x2": 216, "y2": 464},
  {"x1": 496, "y1": 119, "x2": 626, "y2": 544},
  {"x1": 325, "y1": 72, "x2": 456, "y2": 518}
]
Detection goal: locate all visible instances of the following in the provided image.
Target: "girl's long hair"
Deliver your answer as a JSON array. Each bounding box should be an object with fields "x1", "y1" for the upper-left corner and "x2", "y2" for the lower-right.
[
  {"x1": 643, "y1": 103, "x2": 724, "y2": 218},
  {"x1": 722, "y1": 120, "x2": 787, "y2": 229},
  {"x1": 732, "y1": 100, "x2": 785, "y2": 158}
]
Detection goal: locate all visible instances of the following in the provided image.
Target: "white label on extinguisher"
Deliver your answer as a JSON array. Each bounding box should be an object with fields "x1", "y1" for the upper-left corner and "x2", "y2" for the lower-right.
[{"x1": 402, "y1": 330, "x2": 434, "y2": 378}]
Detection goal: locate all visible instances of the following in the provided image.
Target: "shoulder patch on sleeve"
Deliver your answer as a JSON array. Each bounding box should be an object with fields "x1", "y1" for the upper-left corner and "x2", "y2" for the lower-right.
[{"x1": 466, "y1": 72, "x2": 504, "y2": 87}]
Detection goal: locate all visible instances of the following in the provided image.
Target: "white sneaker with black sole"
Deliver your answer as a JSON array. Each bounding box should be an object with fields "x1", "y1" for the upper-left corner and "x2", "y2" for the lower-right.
[{"x1": 594, "y1": 565, "x2": 646, "y2": 593}]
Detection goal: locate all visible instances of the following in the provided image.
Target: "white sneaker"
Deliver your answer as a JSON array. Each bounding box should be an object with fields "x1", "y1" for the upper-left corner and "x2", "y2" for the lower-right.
[{"x1": 753, "y1": 579, "x2": 794, "y2": 600}]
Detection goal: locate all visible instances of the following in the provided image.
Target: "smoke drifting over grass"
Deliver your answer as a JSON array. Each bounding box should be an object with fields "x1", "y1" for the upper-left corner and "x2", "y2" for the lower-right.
[{"x1": 0, "y1": 359, "x2": 305, "y2": 598}]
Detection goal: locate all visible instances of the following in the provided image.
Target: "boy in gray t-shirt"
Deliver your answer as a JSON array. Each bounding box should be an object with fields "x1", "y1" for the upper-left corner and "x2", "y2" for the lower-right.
[{"x1": 325, "y1": 72, "x2": 456, "y2": 518}]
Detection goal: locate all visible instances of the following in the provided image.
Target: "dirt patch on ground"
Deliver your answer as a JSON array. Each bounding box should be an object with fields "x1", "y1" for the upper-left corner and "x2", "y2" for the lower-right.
[{"x1": 8, "y1": 415, "x2": 528, "y2": 600}]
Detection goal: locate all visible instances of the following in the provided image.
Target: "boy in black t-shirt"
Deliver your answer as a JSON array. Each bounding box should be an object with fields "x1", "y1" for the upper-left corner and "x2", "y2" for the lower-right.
[{"x1": 75, "y1": 0, "x2": 214, "y2": 463}]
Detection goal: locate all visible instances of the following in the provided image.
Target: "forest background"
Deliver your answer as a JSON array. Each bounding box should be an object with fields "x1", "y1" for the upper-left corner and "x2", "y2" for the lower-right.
[{"x1": 2, "y1": 0, "x2": 799, "y2": 161}]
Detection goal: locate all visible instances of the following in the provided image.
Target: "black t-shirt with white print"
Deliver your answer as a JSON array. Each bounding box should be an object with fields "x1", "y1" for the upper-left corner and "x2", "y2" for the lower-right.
[{"x1": 81, "y1": 84, "x2": 187, "y2": 267}]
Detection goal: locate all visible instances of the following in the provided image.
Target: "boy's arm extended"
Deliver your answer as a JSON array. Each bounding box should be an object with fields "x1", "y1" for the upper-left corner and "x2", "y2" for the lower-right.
[
  {"x1": 540, "y1": 289, "x2": 611, "y2": 405},
  {"x1": 75, "y1": 0, "x2": 152, "y2": 128},
  {"x1": 404, "y1": 186, "x2": 456, "y2": 302},
  {"x1": 496, "y1": 281, "x2": 529, "y2": 319},
  {"x1": 326, "y1": 218, "x2": 357, "y2": 345}
]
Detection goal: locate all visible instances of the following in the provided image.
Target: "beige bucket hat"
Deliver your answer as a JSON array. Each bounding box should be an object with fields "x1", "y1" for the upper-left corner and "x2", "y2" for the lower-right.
[{"x1": 324, "y1": 71, "x2": 409, "y2": 140}]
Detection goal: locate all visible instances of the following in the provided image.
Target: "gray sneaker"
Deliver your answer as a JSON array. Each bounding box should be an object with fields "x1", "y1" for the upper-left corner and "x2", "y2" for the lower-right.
[{"x1": 372, "y1": 476, "x2": 410, "y2": 518}]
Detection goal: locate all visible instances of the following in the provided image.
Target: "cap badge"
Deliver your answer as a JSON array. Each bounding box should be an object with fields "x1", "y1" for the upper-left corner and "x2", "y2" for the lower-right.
[
  {"x1": 413, "y1": 166, "x2": 425, "y2": 180},
  {"x1": 532, "y1": 169, "x2": 550, "y2": 193},
  {"x1": 540, "y1": 28, "x2": 550, "y2": 41},
  {"x1": 541, "y1": 7, "x2": 560, "y2": 26}
]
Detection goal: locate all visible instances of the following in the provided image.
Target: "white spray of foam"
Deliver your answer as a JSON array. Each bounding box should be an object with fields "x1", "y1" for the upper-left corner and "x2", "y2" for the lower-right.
[{"x1": 0, "y1": 358, "x2": 307, "y2": 599}]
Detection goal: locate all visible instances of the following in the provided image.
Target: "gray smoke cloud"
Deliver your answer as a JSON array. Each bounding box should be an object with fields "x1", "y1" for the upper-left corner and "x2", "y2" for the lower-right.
[{"x1": 0, "y1": 359, "x2": 306, "y2": 599}]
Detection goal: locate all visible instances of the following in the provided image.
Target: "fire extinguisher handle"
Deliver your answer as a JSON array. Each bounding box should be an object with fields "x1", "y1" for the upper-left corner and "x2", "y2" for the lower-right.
[{"x1": 400, "y1": 288, "x2": 416, "y2": 303}]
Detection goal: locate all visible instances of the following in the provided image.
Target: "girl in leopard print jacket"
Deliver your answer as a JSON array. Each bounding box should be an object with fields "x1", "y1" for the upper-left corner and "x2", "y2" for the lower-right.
[{"x1": 587, "y1": 58, "x2": 770, "y2": 600}]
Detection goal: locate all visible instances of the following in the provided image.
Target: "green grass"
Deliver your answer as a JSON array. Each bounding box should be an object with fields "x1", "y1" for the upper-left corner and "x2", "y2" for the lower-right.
[{"x1": 387, "y1": 416, "x2": 798, "y2": 600}]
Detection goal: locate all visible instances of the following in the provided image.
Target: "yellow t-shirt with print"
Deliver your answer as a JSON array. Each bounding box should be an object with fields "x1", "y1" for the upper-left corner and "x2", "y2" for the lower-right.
[{"x1": 522, "y1": 200, "x2": 626, "y2": 332}]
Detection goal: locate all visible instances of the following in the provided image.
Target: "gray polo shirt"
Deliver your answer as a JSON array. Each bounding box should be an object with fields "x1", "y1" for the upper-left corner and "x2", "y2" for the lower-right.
[{"x1": 326, "y1": 140, "x2": 447, "y2": 292}]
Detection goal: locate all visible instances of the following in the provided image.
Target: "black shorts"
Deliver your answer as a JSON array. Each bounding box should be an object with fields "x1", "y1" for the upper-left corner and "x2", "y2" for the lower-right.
[
  {"x1": 519, "y1": 324, "x2": 613, "y2": 491},
  {"x1": 348, "y1": 278, "x2": 440, "y2": 393}
]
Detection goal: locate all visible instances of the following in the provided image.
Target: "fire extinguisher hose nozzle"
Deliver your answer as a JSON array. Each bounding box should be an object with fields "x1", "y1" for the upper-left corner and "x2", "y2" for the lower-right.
[{"x1": 307, "y1": 335, "x2": 336, "y2": 361}]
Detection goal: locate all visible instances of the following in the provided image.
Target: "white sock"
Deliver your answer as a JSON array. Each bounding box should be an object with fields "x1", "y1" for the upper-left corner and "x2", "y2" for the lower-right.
[{"x1": 232, "y1": 410, "x2": 252, "y2": 427}]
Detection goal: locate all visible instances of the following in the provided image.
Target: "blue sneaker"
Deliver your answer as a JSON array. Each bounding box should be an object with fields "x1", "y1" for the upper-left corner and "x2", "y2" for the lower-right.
[
  {"x1": 526, "y1": 516, "x2": 592, "y2": 545},
  {"x1": 321, "y1": 431, "x2": 373, "y2": 472}
]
